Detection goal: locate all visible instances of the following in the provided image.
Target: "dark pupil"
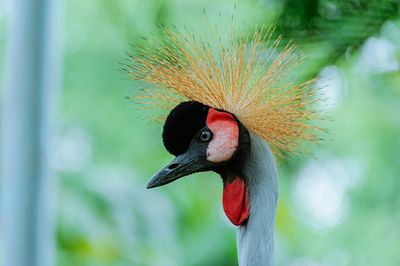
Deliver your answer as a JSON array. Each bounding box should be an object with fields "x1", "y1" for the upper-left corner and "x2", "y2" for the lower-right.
[{"x1": 200, "y1": 130, "x2": 212, "y2": 142}]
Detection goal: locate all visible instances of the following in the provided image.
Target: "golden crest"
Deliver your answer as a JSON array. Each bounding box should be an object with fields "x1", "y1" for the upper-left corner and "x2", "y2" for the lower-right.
[{"x1": 126, "y1": 21, "x2": 325, "y2": 159}]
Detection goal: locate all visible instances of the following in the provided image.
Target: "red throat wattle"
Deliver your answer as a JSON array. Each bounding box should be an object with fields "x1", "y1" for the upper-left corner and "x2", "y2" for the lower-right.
[{"x1": 222, "y1": 176, "x2": 249, "y2": 226}]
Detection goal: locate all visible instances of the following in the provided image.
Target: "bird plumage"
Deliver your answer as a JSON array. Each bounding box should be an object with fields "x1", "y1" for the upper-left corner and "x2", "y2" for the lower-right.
[
  {"x1": 237, "y1": 132, "x2": 278, "y2": 266},
  {"x1": 127, "y1": 17, "x2": 323, "y2": 266}
]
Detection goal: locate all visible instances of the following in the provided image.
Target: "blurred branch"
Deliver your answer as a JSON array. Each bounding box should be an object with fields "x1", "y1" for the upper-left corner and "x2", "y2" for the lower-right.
[
  {"x1": 273, "y1": 0, "x2": 400, "y2": 77},
  {"x1": 1, "y1": 0, "x2": 62, "y2": 266}
]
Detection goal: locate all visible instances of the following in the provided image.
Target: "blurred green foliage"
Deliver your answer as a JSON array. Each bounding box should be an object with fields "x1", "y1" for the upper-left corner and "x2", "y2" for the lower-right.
[{"x1": 2, "y1": 0, "x2": 400, "y2": 265}]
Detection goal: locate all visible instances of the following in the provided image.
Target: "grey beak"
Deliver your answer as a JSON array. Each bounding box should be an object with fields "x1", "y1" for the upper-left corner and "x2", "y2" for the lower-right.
[{"x1": 147, "y1": 148, "x2": 212, "y2": 189}]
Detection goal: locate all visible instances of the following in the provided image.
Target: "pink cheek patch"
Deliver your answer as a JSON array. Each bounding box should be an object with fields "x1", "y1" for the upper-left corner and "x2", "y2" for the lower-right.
[{"x1": 206, "y1": 108, "x2": 239, "y2": 163}]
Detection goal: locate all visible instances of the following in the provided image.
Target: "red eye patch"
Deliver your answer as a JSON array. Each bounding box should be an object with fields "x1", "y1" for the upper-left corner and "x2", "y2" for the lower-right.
[{"x1": 205, "y1": 109, "x2": 239, "y2": 163}]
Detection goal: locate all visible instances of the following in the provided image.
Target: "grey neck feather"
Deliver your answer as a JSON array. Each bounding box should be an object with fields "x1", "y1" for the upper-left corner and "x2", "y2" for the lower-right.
[{"x1": 237, "y1": 132, "x2": 278, "y2": 266}]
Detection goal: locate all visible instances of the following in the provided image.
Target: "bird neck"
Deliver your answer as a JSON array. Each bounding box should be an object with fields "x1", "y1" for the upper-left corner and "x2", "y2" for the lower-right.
[{"x1": 236, "y1": 133, "x2": 278, "y2": 266}]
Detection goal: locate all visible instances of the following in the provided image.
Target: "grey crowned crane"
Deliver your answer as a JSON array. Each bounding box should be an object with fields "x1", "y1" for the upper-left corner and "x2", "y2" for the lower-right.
[{"x1": 127, "y1": 24, "x2": 323, "y2": 266}]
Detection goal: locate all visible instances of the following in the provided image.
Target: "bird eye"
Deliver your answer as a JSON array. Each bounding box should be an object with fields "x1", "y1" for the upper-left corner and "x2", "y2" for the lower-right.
[{"x1": 199, "y1": 129, "x2": 213, "y2": 142}]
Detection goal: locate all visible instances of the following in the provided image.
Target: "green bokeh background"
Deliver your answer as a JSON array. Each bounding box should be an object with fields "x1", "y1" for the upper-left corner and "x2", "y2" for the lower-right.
[{"x1": 1, "y1": 0, "x2": 400, "y2": 265}]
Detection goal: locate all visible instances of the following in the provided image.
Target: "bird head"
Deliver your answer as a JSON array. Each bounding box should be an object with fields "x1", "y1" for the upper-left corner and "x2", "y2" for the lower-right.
[
  {"x1": 147, "y1": 101, "x2": 250, "y2": 189},
  {"x1": 127, "y1": 23, "x2": 324, "y2": 226}
]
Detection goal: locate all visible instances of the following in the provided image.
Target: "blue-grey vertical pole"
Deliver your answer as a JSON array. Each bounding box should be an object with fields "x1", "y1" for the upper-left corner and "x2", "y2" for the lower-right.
[{"x1": 1, "y1": 0, "x2": 62, "y2": 265}]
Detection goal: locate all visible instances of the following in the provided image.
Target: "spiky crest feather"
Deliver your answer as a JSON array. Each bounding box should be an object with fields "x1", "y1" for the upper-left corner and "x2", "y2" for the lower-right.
[{"x1": 126, "y1": 22, "x2": 324, "y2": 159}]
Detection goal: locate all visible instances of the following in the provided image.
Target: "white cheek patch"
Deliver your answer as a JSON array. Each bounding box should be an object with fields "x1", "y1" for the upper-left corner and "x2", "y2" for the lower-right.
[{"x1": 206, "y1": 109, "x2": 239, "y2": 163}]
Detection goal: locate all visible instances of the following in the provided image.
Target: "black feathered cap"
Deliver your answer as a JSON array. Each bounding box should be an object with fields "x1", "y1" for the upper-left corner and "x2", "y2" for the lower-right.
[{"x1": 162, "y1": 101, "x2": 209, "y2": 156}]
